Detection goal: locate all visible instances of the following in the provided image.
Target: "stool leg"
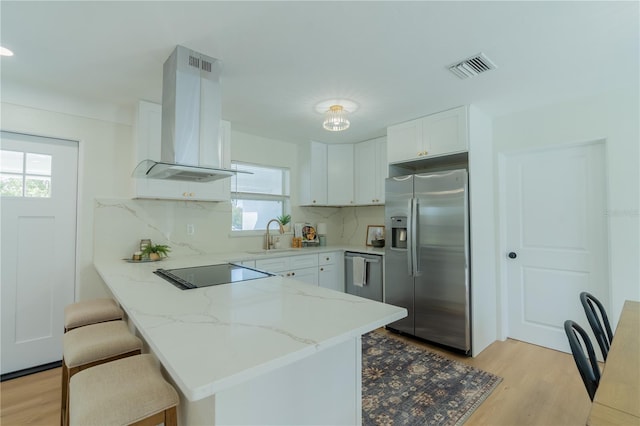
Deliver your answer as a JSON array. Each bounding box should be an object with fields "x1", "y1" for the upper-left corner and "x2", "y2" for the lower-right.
[
  {"x1": 165, "y1": 406, "x2": 178, "y2": 426},
  {"x1": 60, "y1": 360, "x2": 68, "y2": 426},
  {"x1": 129, "y1": 406, "x2": 177, "y2": 426}
]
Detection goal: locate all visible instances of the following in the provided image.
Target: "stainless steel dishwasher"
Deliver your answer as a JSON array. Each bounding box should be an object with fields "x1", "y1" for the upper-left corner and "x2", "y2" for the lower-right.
[{"x1": 344, "y1": 252, "x2": 383, "y2": 302}]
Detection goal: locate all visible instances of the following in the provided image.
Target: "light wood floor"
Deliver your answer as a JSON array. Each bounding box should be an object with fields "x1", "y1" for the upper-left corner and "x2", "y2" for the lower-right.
[{"x1": 1, "y1": 333, "x2": 592, "y2": 425}]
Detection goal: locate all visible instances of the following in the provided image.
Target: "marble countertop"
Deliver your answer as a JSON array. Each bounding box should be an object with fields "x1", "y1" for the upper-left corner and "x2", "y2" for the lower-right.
[{"x1": 94, "y1": 253, "x2": 405, "y2": 402}]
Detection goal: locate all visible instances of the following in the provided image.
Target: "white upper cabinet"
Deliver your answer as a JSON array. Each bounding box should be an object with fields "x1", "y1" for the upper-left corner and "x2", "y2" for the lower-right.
[
  {"x1": 354, "y1": 137, "x2": 387, "y2": 205},
  {"x1": 423, "y1": 106, "x2": 468, "y2": 156},
  {"x1": 387, "y1": 120, "x2": 422, "y2": 164},
  {"x1": 387, "y1": 105, "x2": 468, "y2": 164},
  {"x1": 298, "y1": 141, "x2": 328, "y2": 206},
  {"x1": 299, "y1": 138, "x2": 387, "y2": 207},
  {"x1": 134, "y1": 101, "x2": 231, "y2": 201},
  {"x1": 327, "y1": 144, "x2": 354, "y2": 206}
]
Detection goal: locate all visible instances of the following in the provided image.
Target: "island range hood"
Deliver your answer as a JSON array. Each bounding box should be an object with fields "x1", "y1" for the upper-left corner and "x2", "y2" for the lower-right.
[{"x1": 133, "y1": 46, "x2": 242, "y2": 182}]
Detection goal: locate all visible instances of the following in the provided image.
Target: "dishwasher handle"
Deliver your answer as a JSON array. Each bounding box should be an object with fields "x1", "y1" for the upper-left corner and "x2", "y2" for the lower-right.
[{"x1": 344, "y1": 254, "x2": 381, "y2": 263}]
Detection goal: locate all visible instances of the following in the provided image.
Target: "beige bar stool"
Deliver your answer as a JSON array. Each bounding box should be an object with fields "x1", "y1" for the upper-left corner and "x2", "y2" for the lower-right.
[
  {"x1": 61, "y1": 320, "x2": 143, "y2": 426},
  {"x1": 69, "y1": 354, "x2": 179, "y2": 426},
  {"x1": 64, "y1": 298, "x2": 124, "y2": 332}
]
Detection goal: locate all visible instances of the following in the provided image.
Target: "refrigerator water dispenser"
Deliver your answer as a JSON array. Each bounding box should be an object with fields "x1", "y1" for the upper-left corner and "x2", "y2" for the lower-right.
[{"x1": 391, "y1": 216, "x2": 408, "y2": 249}]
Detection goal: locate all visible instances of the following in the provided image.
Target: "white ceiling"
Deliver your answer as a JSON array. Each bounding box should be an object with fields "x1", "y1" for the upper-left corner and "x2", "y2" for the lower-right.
[{"x1": 1, "y1": 1, "x2": 638, "y2": 145}]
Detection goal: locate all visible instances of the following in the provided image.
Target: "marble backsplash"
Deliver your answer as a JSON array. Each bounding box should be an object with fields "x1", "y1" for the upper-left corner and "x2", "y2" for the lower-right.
[{"x1": 94, "y1": 198, "x2": 384, "y2": 260}]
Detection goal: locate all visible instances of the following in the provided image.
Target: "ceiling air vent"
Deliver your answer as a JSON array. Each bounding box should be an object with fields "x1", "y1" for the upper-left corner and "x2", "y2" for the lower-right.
[
  {"x1": 188, "y1": 55, "x2": 200, "y2": 69},
  {"x1": 448, "y1": 53, "x2": 497, "y2": 79}
]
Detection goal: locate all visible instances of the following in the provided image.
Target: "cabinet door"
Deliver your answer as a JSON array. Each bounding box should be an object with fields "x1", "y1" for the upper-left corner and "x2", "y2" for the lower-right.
[
  {"x1": 298, "y1": 141, "x2": 327, "y2": 206},
  {"x1": 355, "y1": 138, "x2": 386, "y2": 205},
  {"x1": 318, "y1": 251, "x2": 341, "y2": 266},
  {"x1": 387, "y1": 119, "x2": 423, "y2": 163},
  {"x1": 327, "y1": 144, "x2": 354, "y2": 205},
  {"x1": 255, "y1": 257, "x2": 289, "y2": 273},
  {"x1": 288, "y1": 267, "x2": 318, "y2": 285},
  {"x1": 354, "y1": 140, "x2": 377, "y2": 205},
  {"x1": 375, "y1": 138, "x2": 387, "y2": 203},
  {"x1": 289, "y1": 254, "x2": 319, "y2": 269},
  {"x1": 422, "y1": 106, "x2": 468, "y2": 157},
  {"x1": 319, "y1": 263, "x2": 344, "y2": 292}
]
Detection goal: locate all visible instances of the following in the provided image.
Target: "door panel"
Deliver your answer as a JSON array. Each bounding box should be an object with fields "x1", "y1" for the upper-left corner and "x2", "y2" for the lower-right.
[
  {"x1": 505, "y1": 142, "x2": 607, "y2": 353},
  {"x1": 1, "y1": 131, "x2": 78, "y2": 374}
]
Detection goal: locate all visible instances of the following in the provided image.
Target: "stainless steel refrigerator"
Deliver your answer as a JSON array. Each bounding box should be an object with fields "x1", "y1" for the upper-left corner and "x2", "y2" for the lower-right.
[{"x1": 384, "y1": 169, "x2": 470, "y2": 353}]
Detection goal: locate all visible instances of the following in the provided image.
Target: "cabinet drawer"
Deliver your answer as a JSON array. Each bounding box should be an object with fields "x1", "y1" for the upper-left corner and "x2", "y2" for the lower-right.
[
  {"x1": 289, "y1": 254, "x2": 318, "y2": 269},
  {"x1": 231, "y1": 259, "x2": 257, "y2": 268},
  {"x1": 255, "y1": 257, "x2": 289, "y2": 272},
  {"x1": 285, "y1": 267, "x2": 318, "y2": 285},
  {"x1": 319, "y1": 251, "x2": 341, "y2": 266}
]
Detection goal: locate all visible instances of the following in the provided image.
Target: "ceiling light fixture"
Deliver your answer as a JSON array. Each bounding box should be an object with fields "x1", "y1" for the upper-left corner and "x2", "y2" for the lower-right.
[
  {"x1": 323, "y1": 105, "x2": 350, "y2": 132},
  {"x1": 0, "y1": 46, "x2": 14, "y2": 57}
]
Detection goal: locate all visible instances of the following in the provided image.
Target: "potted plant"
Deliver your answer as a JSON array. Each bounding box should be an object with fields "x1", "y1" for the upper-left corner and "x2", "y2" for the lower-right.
[
  {"x1": 277, "y1": 214, "x2": 291, "y2": 232},
  {"x1": 141, "y1": 243, "x2": 171, "y2": 261}
]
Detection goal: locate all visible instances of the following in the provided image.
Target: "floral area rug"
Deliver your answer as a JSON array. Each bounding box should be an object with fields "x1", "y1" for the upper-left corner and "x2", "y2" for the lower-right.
[{"x1": 362, "y1": 332, "x2": 502, "y2": 426}]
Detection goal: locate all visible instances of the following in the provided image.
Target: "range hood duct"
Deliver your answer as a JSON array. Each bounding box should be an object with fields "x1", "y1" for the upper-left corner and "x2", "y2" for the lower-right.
[{"x1": 133, "y1": 46, "x2": 244, "y2": 182}]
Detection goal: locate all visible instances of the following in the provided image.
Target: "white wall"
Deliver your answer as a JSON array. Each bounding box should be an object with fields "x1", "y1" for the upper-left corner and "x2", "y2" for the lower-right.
[
  {"x1": 468, "y1": 106, "x2": 497, "y2": 356},
  {"x1": 1, "y1": 100, "x2": 134, "y2": 300},
  {"x1": 493, "y1": 88, "x2": 640, "y2": 332}
]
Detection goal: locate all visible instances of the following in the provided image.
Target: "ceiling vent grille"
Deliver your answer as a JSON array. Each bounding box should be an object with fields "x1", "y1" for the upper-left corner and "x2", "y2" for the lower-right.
[
  {"x1": 448, "y1": 53, "x2": 497, "y2": 79},
  {"x1": 188, "y1": 55, "x2": 200, "y2": 69}
]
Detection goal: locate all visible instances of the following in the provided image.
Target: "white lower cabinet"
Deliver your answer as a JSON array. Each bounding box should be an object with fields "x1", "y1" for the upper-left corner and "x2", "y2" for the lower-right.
[
  {"x1": 254, "y1": 257, "x2": 289, "y2": 272},
  {"x1": 289, "y1": 267, "x2": 319, "y2": 285},
  {"x1": 238, "y1": 260, "x2": 256, "y2": 268},
  {"x1": 250, "y1": 251, "x2": 345, "y2": 291},
  {"x1": 255, "y1": 254, "x2": 319, "y2": 285},
  {"x1": 318, "y1": 251, "x2": 344, "y2": 292}
]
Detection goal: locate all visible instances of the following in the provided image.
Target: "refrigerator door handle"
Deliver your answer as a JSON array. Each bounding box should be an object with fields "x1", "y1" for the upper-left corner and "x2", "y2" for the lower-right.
[
  {"x1": 412, "y1": 197, "x2": 420, "y2": 275},
  {"x1": 407, "y1": 198, "x2": 414, "y2": 277}
]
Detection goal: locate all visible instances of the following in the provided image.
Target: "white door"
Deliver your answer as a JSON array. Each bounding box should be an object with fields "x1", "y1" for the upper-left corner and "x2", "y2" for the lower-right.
[
  {"x1": 1, "y1": 131, "x2": 78, "y2": 374},
  {"x1": 504, "y1": 141, "x2": 608, "y2": 353}
]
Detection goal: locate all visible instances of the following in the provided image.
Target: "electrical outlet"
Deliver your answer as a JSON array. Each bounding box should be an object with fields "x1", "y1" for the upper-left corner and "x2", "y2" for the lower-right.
[{"x1": 187, "y1": 224, "x2": 195, "y2": 235}]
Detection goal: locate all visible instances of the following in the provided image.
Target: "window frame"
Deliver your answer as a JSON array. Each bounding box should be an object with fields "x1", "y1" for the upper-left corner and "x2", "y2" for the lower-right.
[
  {"x1": 0, "y1": 149, "x2": 53, "y2": 198},
  {"x1": 230, "y1": 161, "x2": 291, "y2": 234}
]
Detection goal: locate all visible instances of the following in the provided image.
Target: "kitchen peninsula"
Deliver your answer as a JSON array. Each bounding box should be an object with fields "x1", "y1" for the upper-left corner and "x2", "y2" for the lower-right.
[{"x1": 94, "y1": 254, "x2": 406, "y2": 425}]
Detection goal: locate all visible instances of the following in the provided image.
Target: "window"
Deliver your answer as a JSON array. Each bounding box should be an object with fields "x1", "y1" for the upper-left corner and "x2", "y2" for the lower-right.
[
  {"x1": 231, "y1": 162, "x2": 290, "y2": 231},
  {"x1": 0, "y1": 150, "x2": 52, "y2": 197}
]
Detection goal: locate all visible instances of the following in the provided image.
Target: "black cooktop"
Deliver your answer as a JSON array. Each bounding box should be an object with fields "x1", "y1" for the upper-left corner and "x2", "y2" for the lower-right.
[{"x1": 155, "y1": 263, "x2": 272, "y2": 290}]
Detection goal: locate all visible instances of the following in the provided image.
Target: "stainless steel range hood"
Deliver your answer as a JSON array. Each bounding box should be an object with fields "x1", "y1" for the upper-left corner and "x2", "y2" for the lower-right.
[{"x1": 133, "y1": 46, "x2": 240, "y2": 182}]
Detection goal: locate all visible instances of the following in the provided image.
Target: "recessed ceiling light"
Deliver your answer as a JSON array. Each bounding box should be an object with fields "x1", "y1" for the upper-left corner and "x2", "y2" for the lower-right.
[{"x1": 0, "y1": 46, "x2": 14, "y2": 57}]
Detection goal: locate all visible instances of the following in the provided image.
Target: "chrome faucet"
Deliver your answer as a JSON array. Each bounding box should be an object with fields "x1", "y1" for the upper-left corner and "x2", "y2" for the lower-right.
[{"x1": 265, "y1": 219, "x2": 285, "y2": 250}]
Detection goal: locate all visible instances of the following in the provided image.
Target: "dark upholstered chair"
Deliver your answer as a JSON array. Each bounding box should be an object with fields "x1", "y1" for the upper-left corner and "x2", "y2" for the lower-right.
[
  {"x1": 564, "y1": 320, "x2": 601, "y2": 401},
  {"x1": 580, "y1": 292, "x2": 614, "y2": 360}
]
